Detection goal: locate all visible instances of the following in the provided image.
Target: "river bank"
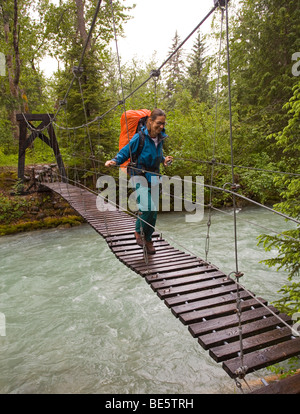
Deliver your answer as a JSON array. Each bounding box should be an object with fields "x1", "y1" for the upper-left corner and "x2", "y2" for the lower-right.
[{"x1": 0, "y1": 166, "x2": 84, "y2": 236}]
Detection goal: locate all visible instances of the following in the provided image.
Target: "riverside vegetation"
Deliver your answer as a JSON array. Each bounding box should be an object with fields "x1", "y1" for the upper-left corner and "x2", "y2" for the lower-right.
[{"x1": 0, "y1": 166, "x2": 84, "y2": 236}]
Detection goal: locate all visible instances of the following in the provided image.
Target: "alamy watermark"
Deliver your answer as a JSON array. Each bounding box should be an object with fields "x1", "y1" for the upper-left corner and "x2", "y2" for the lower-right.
[
  {"x1": 0, "y1": 312, "x2": 6, "y2": 336},
  {"x1": 0, "y1": 52, "x2": 5, "y2": 76},
  {"x1": 292, "y1": 52, "x2": 300, "y2": 77},
  {"x1": 96, "y1": 170, "x2": 204, "y2": 223}
]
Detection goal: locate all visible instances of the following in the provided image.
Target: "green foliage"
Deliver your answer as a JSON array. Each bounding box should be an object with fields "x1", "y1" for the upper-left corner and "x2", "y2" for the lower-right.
[
  {"x1": 0, "y1": 193, "x2": 31, "y2": 223},
  {"x1": 185, "y1": 31, "x2": 211, "y2": 104},
  {"x1": 258, "y1": 230, "x2": 300, "y2": 280},
  {"x1": 229, "y1": 0, "x2": 300, "y2": 161},
  {"x1": 267, "y1": 357, "x2": 300, "y2": 379},
  {"x1": 0, "y1": 147, "x2": 18, "y2": 166},
  {"x1": 0, "y1": 215, "x2": 84, "y2": 236},
  {"x1": 0, "y1": 0, "x2": 298, "y2": 210},
  {"x1": 257, "y1": 80, "x2": 300, "y2": 361}
]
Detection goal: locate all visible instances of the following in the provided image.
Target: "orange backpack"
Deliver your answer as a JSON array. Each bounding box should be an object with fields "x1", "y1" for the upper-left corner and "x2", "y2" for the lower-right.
[{"x1": 119, "y1": 109, "x2": 151, "y2": 167}]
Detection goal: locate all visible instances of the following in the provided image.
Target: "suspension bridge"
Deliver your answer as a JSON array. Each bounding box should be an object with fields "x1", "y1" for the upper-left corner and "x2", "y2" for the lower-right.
[
  {"x1": 30, "y1": 178, "x2": 298, "y2": 391},
  {"x1": 14, "y1": 0, "x2": 300, "y2": 393}
]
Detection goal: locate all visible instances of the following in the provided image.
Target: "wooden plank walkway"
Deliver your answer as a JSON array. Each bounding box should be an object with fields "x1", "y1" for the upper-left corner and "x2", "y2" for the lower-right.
[{"x1": 43, "y1": 182, "x2": 300, "y2": 381}]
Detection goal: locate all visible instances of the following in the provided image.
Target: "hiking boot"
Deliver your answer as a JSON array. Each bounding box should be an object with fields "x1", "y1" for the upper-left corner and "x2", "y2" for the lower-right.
[
  {"x1": 135, "y1": 231, "x2": 143, "y2": 247},
  {"x1": 146, "y1": 240, "x2": 156, "y2": 255}
]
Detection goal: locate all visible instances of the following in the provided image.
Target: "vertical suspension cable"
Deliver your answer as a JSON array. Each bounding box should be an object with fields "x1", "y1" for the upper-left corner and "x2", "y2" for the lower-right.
[
  {"x1": 225, "y1": 0, "x2": 239, "y2": 274},
  {"x1": 109, "y1": 0, "x2": 133, "y2": 161},
  {"x1": 76, "y1": 73, "x2": 97, "y2": 187},
  {"x1": 224, "y1": 0, "x2": 246, "y2": 382},
  {"x1": 205, "y1": 8, "x2": 225, "y2": 262}
]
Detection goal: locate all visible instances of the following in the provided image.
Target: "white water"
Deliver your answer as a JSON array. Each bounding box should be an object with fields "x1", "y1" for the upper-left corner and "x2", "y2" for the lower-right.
[{"x1": 0, "y1": 207, "x2": 296, "y2": 394}]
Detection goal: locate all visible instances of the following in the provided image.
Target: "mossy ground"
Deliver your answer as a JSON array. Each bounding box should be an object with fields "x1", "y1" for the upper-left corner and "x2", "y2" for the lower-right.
[{"x1": 0, "y1": 166, "x2": 85, "y2": 236}]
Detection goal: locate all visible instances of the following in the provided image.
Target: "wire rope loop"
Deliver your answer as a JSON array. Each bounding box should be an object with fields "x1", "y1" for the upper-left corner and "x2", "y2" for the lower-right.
[
  {"x1": 72, "y1": 66, "x2": 84, "y2": 78},
  {"x1": 150, "y1": 69, "x2": 160, "y2": 80},
  {"x1": 214, "y1": 0, "x2": 228, "y2": 9}
]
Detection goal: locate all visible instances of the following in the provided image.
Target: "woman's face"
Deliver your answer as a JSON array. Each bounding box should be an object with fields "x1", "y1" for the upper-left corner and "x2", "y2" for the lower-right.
[{"x1": 149, "y1": 115, "x2": 166, "y2": 136}]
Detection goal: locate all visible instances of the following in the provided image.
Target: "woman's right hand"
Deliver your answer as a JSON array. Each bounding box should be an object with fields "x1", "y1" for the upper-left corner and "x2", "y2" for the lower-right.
[{"x1": 105, "y1": 160, "x2": 117, "y2": 167}]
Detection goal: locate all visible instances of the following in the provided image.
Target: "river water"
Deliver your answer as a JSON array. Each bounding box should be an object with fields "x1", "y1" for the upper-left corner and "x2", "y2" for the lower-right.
[{"x1": 0, "y1": 207, "x2": 296, "y2": 394}]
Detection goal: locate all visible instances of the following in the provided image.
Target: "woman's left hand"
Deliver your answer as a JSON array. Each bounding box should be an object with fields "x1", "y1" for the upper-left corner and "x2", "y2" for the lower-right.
[{"x1": 163, "y1": 156, "x2": 173, "y2": 167}]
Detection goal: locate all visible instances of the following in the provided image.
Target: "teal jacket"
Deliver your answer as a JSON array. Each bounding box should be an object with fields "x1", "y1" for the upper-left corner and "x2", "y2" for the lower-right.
[{"x1": 113, "y1": 124, "x2": 167, "y2": 184}]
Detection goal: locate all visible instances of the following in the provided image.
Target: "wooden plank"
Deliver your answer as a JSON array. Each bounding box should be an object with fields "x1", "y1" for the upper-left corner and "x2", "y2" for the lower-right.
[
  {"x1": 145, "y1": 265, "x2": 226, "y2": 284},
  {"x1": 164, "y1": 283, "x2": 238, "y2": 308},
  {"x1": 84, "y1": 214, "x2": 134, "y2": 222},
  {"x1": 156, "y1": 276, "x2": 234, "y2": 299},
  {"x1": 179, "y1": 297, "x2": 267, "y2": 325},
  {"x1": 96, "y1": 228, "x2": 136, "y2": 237},
  {"x1": 111, "y1": 240, "x2": 169, "y2": 253},
  {"x1": 89, "y1": 223, "x2": 134, "y2": 232},
  {"x1": 210, "y1": 326, "x2": 294, "y2": 362},
  {"x1": 131, "y1": 255, "x2": 199, "y2": 272},
  {"x1": 86, "y1": 217, "x2": 134, "y2": 225},
  {"x1": 124, "y1": 250, "x2": 189, "y2": 265},
  {"x1": 106, "y1": 232, "x2": 161, "y2": 242},
  {"x1": 222, "y1": 337, "x2": 300, "y2": 378},
  {"x1": 109, "y1": 238, "x2": 153, "y2": 247},
  {"x1": 250, "y1": 372, "x2": 300, "y2": 394},
  {"x1": 16, "y1": 113, "x2": 54, "y2": 121},
  {"x1": 189, "y1": 306, "x2": 279, "y2": 337},
  {"x1": 137, "y1": 258, "x2": 204, "y2": 275},
  {"x1": 121, "y1": 252, "x2": 192, "y2": 270},
  {"x1": 171, "y1": 289, "x2": 251, "y2": 317},
  {"x1": 114, "y1": 245, "x2": 176, "y2": 259},
  {"x1": 198, "y1": 313, "x2": 292, "y2": 350},
  {"x1": 150, "y1": 270, "x2": 225, "y2": 290}
]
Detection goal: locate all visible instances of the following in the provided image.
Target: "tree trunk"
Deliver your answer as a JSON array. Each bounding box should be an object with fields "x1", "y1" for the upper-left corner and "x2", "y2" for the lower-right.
[
  {"x1": 2, "y1": 0, "x2": 21, "y2": 139},
  {"x1": 75, "y1": 0, "x2": 91, "y2": 51}
]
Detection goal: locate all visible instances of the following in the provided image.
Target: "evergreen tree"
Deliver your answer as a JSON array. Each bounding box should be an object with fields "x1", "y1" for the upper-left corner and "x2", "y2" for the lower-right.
[
  {"x1": 229, "y1": 0, "x2": 300, "y2": 159},
  {"x1": 258, "y1": 80, "x2": 300, "y2": 316},
  {"x1": 45, "y1": 0, "x2": 132, "y2": 166},
  {"x1": 186, "y1": 31, "x2": 210, "y2": 103},
  {"x1": 164, "y1": 31, "x2": 186, "y2": 108},
  {"x1": 0, "y1": 0, "x2": 49, "y2": 140}
]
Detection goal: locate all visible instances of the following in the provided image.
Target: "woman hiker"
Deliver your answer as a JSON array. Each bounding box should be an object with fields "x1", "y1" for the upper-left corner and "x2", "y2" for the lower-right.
[{"x1": 105, "y1": 108, "x2": 173, "y2": 254}]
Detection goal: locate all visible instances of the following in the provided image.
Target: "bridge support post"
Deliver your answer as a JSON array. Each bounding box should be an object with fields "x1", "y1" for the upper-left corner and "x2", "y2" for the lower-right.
[{"x1": 16, "y1": 113, "x2": 67, "y2": 184}]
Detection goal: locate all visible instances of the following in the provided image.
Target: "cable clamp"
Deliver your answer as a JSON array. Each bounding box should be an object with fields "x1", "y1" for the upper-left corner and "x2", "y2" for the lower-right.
[
  {"x1": 235, "y1": 365, "x2": 248, "y2": 380},
  {"x1": 231, "y1": 183, "x2": 241, "y2": 191},
  {"x1": 150, "y1": 69, "x2": 160, "y2": 79},
  {"x1": 214, "y1": 0, "x2": 229, "y2": 8},
  {"x1": 223, "y1": 182, "x2": 241, "y2": 191},
  {"x1": 72, "y1": 66, "x2": 84, "y2": 76},
  {"x1": 226, "y1": 270, "x2": 243, "y2": 281},
  {"x1": 235, "y1": 271, "x2": 244, "y2": 280}
]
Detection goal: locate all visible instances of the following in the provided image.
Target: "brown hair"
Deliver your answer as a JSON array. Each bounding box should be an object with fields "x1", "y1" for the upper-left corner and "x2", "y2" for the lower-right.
[{"x1": 150, "y1": 108, "x2": 166, "y2": 120}]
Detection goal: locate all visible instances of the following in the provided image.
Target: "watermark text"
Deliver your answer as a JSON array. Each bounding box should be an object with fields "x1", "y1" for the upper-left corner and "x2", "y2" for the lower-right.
[{"x1": 96, "y1": 170, "x2": 204, "y2": 223}]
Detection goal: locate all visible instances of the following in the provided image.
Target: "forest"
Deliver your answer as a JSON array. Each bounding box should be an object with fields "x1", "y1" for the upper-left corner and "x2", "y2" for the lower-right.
[{"x1": 0, "y1": 0, "x2": 299, "y2": 341}]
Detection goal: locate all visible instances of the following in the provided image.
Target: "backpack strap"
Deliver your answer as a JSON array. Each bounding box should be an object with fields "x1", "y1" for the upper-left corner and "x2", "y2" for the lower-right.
[{"x1": 131, "y1": 130, "x2": 145, "y2": 165}]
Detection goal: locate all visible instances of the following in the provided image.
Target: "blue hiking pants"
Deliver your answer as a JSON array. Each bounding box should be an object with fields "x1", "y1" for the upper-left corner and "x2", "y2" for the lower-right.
[{"x1": 135, "y1": 182, "x2": 159, "y2": 242}]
